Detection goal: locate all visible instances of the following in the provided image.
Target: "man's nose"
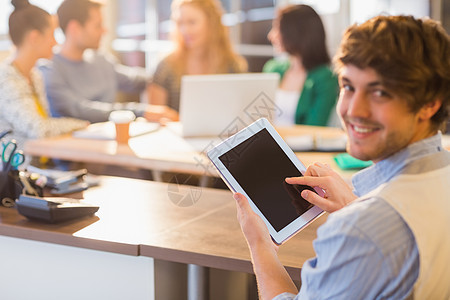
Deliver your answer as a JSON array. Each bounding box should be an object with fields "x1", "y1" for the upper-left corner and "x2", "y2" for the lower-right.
[{"x1": 346, "y1": 91, "x2": 371, "y2": 119}]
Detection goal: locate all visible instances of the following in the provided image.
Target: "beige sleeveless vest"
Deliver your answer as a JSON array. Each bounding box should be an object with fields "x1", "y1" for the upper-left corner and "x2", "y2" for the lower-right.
[{"x1": 360, "y1": 161, "x2": 450, "y2": 299}]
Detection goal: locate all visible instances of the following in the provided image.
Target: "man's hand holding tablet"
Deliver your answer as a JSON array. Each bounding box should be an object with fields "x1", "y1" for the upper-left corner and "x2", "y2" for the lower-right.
[
  {"x1": 207, "y1": 118, "x2": 325, "y2": 245},
  {"x1": 286, "y1": 162, "x2": 357, "y2": 213}
]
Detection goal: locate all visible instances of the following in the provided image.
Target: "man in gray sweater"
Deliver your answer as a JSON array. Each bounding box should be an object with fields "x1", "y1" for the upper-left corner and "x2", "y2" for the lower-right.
[{"x1": 40, "y1": 0, "x2": 177, "y2": 123}]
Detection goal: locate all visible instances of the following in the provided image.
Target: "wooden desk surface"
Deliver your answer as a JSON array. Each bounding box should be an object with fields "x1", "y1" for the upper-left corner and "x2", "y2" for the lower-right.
[
  {"x1": 24, "y1": 126, "x2": 206, "y2": 175},
  {"x1": 24, "y1": 123, "x2": 449, "y2": 175},
  {"x1": 23, "y1": 124, "x2": 353, "y2": 179},
  {"x1": 0, "y1": 176, "x2": 323, "y2": 280}
]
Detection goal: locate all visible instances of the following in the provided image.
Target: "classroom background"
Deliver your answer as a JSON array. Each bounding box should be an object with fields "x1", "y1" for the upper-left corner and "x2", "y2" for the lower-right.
[
  {"x1": 1, "y1": 0, "x2": 449, "y2": 74},
  {"x1": 1, "y1": 1, "x2": 450, "y2": 299}
]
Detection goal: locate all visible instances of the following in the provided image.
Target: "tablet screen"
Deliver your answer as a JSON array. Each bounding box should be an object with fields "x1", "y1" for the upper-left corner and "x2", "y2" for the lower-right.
[{"x1": 218, "y1": 128, "x2": 315, "y2": 231}]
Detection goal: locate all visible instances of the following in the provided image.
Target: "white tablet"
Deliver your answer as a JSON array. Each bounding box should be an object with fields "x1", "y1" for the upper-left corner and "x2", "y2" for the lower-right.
[{"x1": 207, "y1": 118, "x2": 325, "y2": 245}]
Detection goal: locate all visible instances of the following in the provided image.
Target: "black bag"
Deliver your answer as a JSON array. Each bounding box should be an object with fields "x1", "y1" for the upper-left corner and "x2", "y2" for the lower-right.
[{"x1": 0, "y1": 170, "x2": 23, "y2": 207}]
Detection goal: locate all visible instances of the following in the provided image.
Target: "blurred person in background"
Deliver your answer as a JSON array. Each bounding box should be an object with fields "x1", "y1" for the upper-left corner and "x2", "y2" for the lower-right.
[
  {"x1": 0, "y1": 0, "x2": 88, "y2": 152},
  {"x1": 40, "y1": 0, "x2": 178, "y2": 123},
  {"x1": 263, "y1": 5, "x2": 339, "y2": 127},
  {"x1": 148, "y1": 0, "x2": 248, "y2": 112}
]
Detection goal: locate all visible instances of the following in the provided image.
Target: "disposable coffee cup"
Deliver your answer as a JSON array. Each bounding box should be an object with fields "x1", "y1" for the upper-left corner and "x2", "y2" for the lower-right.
[{"x1": 109, "y1": 110, "x2": 136, "y2": 144}]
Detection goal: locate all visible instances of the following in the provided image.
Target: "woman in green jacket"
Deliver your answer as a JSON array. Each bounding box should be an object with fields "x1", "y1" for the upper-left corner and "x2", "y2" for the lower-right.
[{"x1": 263, "y1": 5, "x2": 338, "y2": 127}]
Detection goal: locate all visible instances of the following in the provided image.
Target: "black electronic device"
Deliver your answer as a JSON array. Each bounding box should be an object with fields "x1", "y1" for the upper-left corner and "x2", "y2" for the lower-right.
[
  {"x1": 16, "y1": 194, "x2": 99, "y2": 223},
  {"x1": 207, "y1": 118, "x2": 325, "y2": 245}
]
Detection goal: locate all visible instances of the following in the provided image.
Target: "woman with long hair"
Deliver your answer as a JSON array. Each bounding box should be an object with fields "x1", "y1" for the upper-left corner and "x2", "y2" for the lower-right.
[
  {"x1": 264, "y1": 5, "x2": 339, "y2": 126},
  {"x1": 149, "y1": 0, "x2": 247, "y2": 111}
]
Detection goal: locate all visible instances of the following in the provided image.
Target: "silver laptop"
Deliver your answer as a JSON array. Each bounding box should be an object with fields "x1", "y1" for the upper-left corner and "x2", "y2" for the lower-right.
[{"x1": 179, "y1": 73, "x2": 280, "y2": 137}]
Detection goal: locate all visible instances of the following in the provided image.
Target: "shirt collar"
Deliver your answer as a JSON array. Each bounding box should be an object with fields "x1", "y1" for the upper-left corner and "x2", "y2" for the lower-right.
[{"x1": 352, "y1": 132, "x2": 443, "y2": 197}]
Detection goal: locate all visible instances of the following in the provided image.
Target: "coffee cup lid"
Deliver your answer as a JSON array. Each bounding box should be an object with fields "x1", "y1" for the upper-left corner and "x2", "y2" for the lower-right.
[{"x1": 109, "y1": 110, "x2": 136, "y2": 123}]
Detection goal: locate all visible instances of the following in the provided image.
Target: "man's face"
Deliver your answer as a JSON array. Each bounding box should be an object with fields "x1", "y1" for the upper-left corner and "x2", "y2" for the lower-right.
[
  {"x1": 78, "y1": 7, "x2": 105, "y2": 50},
  {"x1": 337, "y1": 65, "x2": 422, "y2": 163}
]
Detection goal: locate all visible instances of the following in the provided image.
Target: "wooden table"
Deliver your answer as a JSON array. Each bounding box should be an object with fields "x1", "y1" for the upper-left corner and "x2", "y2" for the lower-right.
[
  {"x1": 23, "y1": 123, "x2": 353, "y2": 180},
  {"x1": 24, "y1": 123, "x2": 449, "y2": 177},
  {"x1": 0, "y1": 176, "x2": 325, "y2": 299}
]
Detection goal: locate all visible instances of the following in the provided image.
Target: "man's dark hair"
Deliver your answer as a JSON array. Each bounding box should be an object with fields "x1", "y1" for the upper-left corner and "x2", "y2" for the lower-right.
[
  {"x1": 335, "y1": 15, "x2": 450, "y2": 130},
  {"x1": 57, "y1": 0, "x2": 102, "y2": 33}
]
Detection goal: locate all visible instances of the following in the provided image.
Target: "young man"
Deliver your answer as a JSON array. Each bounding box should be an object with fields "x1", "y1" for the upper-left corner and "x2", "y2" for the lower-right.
[
  {"x1": 40, "y1": 0, "x2": 177, "y2": 123},
  {"x1": 234, "y1": 15, "x2": 450, "y2": 299}
]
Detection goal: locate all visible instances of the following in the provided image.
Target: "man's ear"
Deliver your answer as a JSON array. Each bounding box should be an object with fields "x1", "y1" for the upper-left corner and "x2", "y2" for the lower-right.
[
  {"x1": 65, "y1": 19, "x2": 81, "y2": 36},
  {"x1": 418, "y1": 99, "x2": 442, "y2": 121}
]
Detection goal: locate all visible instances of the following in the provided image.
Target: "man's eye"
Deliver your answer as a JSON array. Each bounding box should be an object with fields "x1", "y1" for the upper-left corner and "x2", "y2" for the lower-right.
[
  {"x1": 373, "y1": 89, "x2": 391, "y2": 98},
  {"x1": 341, "y1": 84, "x2": 354, "y2": 92}
]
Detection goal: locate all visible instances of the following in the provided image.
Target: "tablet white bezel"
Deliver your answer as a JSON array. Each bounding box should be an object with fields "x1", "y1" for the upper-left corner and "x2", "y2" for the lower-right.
[{"x1": 207, "y1": 118, "x2": 324, "y2": 244}]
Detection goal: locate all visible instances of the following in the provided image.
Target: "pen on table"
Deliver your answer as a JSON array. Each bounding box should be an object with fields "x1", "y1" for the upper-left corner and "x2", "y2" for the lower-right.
[{"x1": 0, "y1": 130, "x2": 12, "y2": 140}]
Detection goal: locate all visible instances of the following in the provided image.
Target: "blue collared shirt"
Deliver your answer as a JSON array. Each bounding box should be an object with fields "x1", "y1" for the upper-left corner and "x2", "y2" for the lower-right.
[{"x1": 274, "y1": 133, "x2": 444, "y2": 300}]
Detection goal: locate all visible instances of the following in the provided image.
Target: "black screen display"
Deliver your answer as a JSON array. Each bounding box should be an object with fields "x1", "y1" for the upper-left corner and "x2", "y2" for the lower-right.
[{"x1": 219, "y1": 128, "x2": 315, "y2": 231}]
